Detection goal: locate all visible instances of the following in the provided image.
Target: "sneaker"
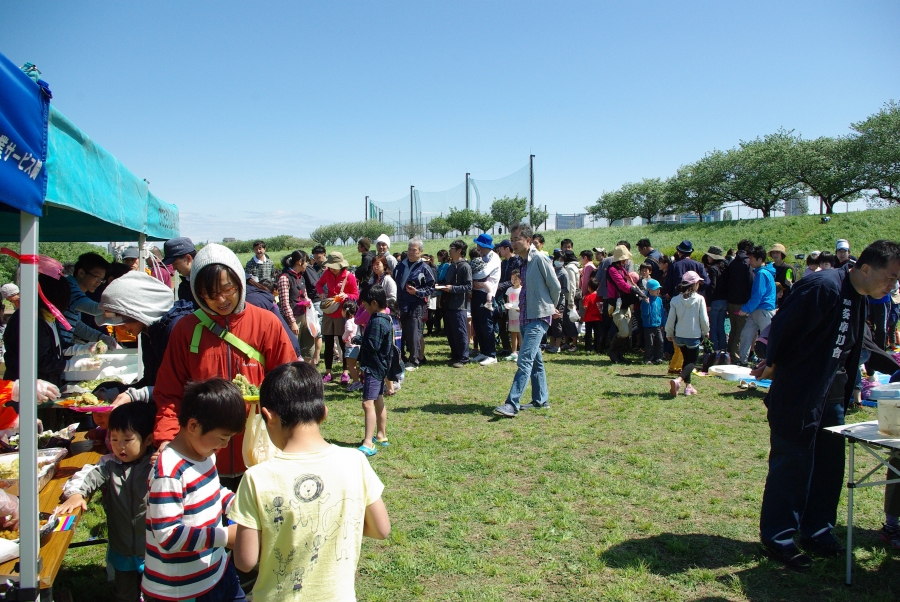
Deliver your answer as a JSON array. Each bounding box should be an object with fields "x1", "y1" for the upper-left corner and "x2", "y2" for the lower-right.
[
  {"x1": 322, "y1": 373, "x2": 333, "y2": 383},
  {"x1": 684, "y1": 384, "x2": 698, "y2": 396},
  {"x1": 880, "y1": 523, "x2": 900, "y2": 549},
  {"x1": 760, "y1": 541, "x2": 813, "y2": 572},
  {"x1": 669, "y1": 377, "x2": 682, "y2": 396},
  {"x1": 545, "y1": 346, "x2": 560, "y2": 354},
  {"x1": 479, "y1": 356, "x2": 497, "y2": 366},
  {"x1": 644, "y1": 360, "x2": 653, "y2": 365},
  {"x1": 504, "y1": 353, "x2": 518, "y2": 362},
  {"x1": 493, "y1": 402, "x2": 518, "y2": 417},
  {"x1": 346, "y1": 381, "x2": 363, "y2": 392},
  {"x1": 451, "y1": 361, "x2": 468, "y2": 368},
  {"x1": 406, "y1": 364, "x2": 419, "y2": 371},
  {"x1": 340, "y1": 373, "x2": 351, "y2": 385},
  {"x1": 472, "y1": 353, "x2": 488, "y2": 363},
  {"x1": 519, "y1": 401, "x2": 549, "y2": 410}
]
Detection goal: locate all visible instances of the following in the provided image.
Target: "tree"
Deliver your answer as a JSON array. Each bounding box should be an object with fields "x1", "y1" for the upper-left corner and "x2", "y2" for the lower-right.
[
  {"x1": 427, "y1": 216, "x2": 452, "y2": 238},
  {"x1": 854, "y1": 100, "x2": 900, "y2": 206},
  {"x1": 446, "y1": 207, "x2": 478, "y2": 235},
  {"x1": 620, "y1": 178, "x2": 672, "y2": 224},
  {"x1": 793, "y1": 136, "x2": 867, "y2": 214},
  {"x1": 401, "y1": 222, "x2": 424, "y2": 238},
  {"x1": 489, "y1": 195, "x2": 528, "y2": 230},
  {"x1": 530, "y1": 205, "x2": 549, "y2": 230},
  {"x1": 717, "y1": 130, "x2": 800, "y2": 217},
  {"x1": 664, "y1": 155, "x2": 725, "y2": 222},
  {"x1": 585, "y1": 189, "x2": 635, "y2": 225},
  {"x1": 472, "y1": 210, "x2": 496, "y2": 233}
]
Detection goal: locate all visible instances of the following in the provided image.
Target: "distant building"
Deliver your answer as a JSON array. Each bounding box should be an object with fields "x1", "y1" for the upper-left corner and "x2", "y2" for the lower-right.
[
  {"x1": 784, "y1": 195, "x2": 809, "y2": 216},
  {"x1": 223, "y1": 237, "x2": 236, "y2": 243},
  {"x1": 556, "y1": 214, "x2": 585, "y2": 230}
]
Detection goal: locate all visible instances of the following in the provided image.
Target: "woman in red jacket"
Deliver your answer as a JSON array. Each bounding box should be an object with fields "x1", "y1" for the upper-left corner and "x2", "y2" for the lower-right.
[
  {"x1": 315, "y1": 252, "x2": 359, "y2": 384},
  {"x1": 151, "y1": 244, "x2": 295, "y2": 485}
]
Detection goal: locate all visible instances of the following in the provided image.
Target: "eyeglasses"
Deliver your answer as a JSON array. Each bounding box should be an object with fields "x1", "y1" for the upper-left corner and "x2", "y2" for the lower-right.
[
  {"x1": 200, "y1": 284, "x2": 238, "y2": 301},
  {"x1": 87, "y1": 271, "x2": 106, "y2": 283}
]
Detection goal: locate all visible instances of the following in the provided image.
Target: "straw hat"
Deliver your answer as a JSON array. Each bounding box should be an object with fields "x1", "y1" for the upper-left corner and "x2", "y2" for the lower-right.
[
  {"x1": 612, "y1": 245, "x2": 631, "y2": 262},
  {"x1": 324, "y1": 252, "x2": 349, "y2": 270}
]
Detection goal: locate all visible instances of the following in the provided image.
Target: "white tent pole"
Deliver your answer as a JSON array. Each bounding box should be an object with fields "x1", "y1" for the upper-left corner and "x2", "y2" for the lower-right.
[
  {"x1": 138, "y1": 234, "x2": 146, "y2": 272},
  {"x1": 19, "y1": 212, "x2": 40, "y2": 595}
]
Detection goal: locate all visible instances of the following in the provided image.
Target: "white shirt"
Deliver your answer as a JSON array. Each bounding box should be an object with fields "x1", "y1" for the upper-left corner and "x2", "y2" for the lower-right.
[{"x1": 481, "y1": 251, "x2": 502, "y2": 297}]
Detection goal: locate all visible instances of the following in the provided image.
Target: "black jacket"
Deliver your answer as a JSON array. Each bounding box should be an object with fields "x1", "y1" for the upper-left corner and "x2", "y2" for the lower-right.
[
  {"x1": 497, "y1": 255, "x2": 524, "y2": 299},
  {"x1": 764, "y1": 267, "x2": 866, "y2": 445},
  {"x1": 131, "y1": 299, "x2": 196, "y2": 392},
  {"x1": 245, "y1": 285, "x2": 301, "y2": 358},
  {"x1": 356, "y1": 251, "x2": 376, "y2": 290},
  {"x1": 2, "y1": 311, "x2": 66, "y2": 386},
  {"x1": 177, "y1": 278, "x2": 196, "y2": 308},
  {"x1": 442, "y1": 261, "x2": 473, "y2": 311},
  {"x1": 724, "y1": 251, "x2": 754, "y2": 305},
  {"x1": 706, "y1": 262, "x2": 728, "y2": 303},
  {"x1": 302, "y1": 265, "x2": 321, "y2": 303}
]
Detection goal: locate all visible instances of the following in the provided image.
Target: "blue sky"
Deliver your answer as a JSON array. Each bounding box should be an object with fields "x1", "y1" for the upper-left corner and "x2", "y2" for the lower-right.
[{"x1": 1, "y1": 1, "x2": 897, "y2": 242}]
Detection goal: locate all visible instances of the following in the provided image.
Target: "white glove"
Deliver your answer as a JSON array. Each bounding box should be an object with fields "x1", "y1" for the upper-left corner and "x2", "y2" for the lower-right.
[
  {"x1": 65, "y1": 358, "x2": 103, "y2": 372},
  {"x1": 36, "y1": 380, "x2": 61, "y2": 402},
  {"x1": 99, "y1": 334, "x2": 120, "y2": 350},
  {"x1": 9, "y1": 379, "x2": 59, "y2": 403},
  {"x1": 64, "y1": 342, "x2": 98, "y2": 357}
]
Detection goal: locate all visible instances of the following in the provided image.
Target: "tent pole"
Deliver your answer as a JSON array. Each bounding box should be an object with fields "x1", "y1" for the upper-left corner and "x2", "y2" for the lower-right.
[
  {"x1": 137, "y1": 233, "x2": 146, "y2": 381},
  {"x1": 19, "y1": 212, "x2": 40, "y2": 595}
]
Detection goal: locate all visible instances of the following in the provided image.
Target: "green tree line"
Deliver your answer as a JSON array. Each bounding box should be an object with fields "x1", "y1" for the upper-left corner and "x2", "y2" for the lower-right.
[{"x1": 587, "y1": 101, "x2": 900, "y2": 223}]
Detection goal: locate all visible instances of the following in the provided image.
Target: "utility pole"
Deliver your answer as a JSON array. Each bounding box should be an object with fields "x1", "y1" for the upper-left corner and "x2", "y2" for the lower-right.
[
  {"x1": 365, "y1": 196, "x2": 369, "y2": 222},
  {"x1": 410, "y1": 185, "x2": 415, "y2": 234},
  {"x1": 529, "y1": 154, "x2": 535, "y2": 225},
  {"x1": 465, "y1": 173, "x2": 470, "y2": 209}
]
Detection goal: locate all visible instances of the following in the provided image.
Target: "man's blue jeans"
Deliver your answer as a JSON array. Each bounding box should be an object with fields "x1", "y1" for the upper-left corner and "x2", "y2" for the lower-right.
[
  {"x1": 709, "y1": 300, "x2": 728, "y2": 352},
  {"x1": 759, "y1": 402, "x2": 846, "y2": 550},
  {"x1": 505, "y1": 320, "x2": 550, "y2": 409}
]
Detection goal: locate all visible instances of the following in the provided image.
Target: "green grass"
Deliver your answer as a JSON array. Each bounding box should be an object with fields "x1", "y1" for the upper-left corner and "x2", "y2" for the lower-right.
[
  {"x1": 237, "y1": 206, "x2": 900, "y2": 269},
  {"x1": 55, "y1": 338, "x2": 899, "y2": 601}
]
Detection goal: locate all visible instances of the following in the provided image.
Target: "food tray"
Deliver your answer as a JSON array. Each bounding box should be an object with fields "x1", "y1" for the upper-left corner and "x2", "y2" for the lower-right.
[
  {"x1": 709, "y1": 365, "x2": 753, "y2": 381},
  {"x1": 0, "y1": 448, "x2": 68, "y2": 492}
]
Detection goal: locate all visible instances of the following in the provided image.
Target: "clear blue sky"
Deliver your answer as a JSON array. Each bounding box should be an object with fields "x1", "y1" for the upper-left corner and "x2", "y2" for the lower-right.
[{"x1": 2, "y1": 1, "x2": 897, "y2": 242}]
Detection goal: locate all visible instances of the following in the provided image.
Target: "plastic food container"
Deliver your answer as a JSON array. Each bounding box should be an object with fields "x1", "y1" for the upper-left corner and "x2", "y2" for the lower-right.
[
  {"x1": 878, "y1": 400, "x2": 900, "y2": 437},
  {"x1": 709, "y1": 365, "x2": 753, "y2": 381},
  {"x1": 0, "y1": 448, "x2": 68, "y2": 492}
]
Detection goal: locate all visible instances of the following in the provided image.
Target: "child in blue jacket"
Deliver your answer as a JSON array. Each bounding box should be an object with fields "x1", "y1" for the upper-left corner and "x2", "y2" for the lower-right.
[{"x1": 641, "y1": 279, "x2": 665, "y2": 363}]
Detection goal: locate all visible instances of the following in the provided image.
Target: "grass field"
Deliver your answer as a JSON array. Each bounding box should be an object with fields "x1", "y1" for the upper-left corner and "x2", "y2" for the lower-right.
[
  {"x1": 235, "y1": 206, "x2": 900, "y2": 270},
  {"x1": 55, "y1": 337, "x2": 899, "y2": 601}
]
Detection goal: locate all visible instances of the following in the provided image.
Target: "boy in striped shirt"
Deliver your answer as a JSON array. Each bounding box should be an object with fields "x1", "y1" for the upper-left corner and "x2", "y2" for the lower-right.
[{"x1": 143, "y1": 378, "x2": 248, "y2": 602}]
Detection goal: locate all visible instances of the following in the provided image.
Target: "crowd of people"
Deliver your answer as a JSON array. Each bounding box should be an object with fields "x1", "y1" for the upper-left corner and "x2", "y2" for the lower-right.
[{"x1": 1, "y1": 226, "x2": 899, "y2": 597}]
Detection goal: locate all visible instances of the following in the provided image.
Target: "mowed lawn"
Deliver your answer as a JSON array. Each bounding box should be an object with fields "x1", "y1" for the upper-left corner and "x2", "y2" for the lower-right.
[{"x1": 57, "y1": 336, "x2": 898, "y2": 601}]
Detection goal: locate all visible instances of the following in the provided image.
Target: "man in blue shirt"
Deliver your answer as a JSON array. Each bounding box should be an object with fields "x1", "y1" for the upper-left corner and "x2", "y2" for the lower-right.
[
  {"x1": 736, "y1": 246, "x2": 776, "y2": 365},
  {"x1": 62, "y1": 252, "x2": 118, "y2": 348}
]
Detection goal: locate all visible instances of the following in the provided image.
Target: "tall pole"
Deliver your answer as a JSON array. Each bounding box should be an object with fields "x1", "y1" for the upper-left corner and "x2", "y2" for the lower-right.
[
  {"x1": 365, "y1": 196, "x2": 369, "y2": 222},
  {"x1": 465, "y1": 173, "x2": 470, "y2": 209},
  {"x1": 410, "y1": 185, "x2": 415, "y2": 234},
  {"x1": 529, "y1": 154, "x2": 535, "y2": 225}
]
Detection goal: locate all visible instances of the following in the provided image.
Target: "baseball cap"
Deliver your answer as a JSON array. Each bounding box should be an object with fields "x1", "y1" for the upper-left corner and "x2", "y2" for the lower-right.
[
  {"x1": 0, "y1": 283, "x2": 19, "y2": 299},
  {"x1": 836, "y1": 239, "x2": 850, "y2": 251},
  {"x1": 496, "y1": 239, "x2": 512, "y2": 249},
  {"x1": 162, "y1": 237, "x2": 196, "y2": 265},
  {"x1": 646, "y1": 279, "x2": 661, "y2": 291},
  {"x1": 122, "y1": 246, "x2": 141, "y2": 260}
]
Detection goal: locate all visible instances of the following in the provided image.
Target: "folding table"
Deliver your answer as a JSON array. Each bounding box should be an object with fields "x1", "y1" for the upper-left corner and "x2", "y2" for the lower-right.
[{"x1": 824, "y1": 420, "x2": 900, "y2": 585}]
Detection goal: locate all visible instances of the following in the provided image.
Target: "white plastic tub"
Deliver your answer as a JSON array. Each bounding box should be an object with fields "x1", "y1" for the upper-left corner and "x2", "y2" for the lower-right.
[{"x1": 709, "y1": 365, "x2": 753, "y2": 381}]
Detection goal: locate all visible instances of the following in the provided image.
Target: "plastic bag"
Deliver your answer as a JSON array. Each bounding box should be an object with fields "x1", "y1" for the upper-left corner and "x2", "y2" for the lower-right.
[
  {"x1": 242, "y1": 404, "x2": 278, "y2": 468},
  {"x1": 304, "y1": 304, "x2": 320, "y2": 338}
]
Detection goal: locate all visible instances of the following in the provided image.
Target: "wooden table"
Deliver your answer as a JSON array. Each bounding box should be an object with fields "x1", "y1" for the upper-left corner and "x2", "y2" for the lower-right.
[{"x1": 0, "y1": 433, "x2": 103, "y2": 589}]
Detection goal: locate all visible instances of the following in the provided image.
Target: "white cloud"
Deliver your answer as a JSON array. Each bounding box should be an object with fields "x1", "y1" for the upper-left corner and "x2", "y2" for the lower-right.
[{"x1": 178, "y1": 209, "x2": 332, "y2": 243}]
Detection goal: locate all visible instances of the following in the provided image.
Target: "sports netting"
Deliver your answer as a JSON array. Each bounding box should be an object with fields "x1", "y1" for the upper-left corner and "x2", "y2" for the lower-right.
[{"x1": 368, "y1": 162, "x2": 532, "y2": 232}]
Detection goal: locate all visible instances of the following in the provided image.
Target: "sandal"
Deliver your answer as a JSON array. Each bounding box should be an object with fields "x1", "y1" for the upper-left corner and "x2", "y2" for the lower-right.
[
  {"x1": 357, "y1": 445, "x2": 377, "y2": 457},
  {"x1": 372, "y1": 436, "x2": 390, "y2": 447}
]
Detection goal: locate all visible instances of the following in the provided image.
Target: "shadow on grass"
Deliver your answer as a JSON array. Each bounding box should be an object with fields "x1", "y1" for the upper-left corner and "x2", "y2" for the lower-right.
[
  {"x1": 54, "y1": 563, "x2": 114, "y2": 602},
  {"x1": 604, "y1": 390, "x2": 675, "y2": 401},
  {"x1": 393, "y1": 403, "x2": 496, "y2": 416},
  {"x1": 603, "y1": 532, "x2": 899, "y2": 602}
]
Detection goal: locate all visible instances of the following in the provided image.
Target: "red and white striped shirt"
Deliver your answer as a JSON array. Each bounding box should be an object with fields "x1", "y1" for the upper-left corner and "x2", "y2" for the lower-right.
[{"x1": 142, "y1": 447, "x2": 235, "y2": 601}]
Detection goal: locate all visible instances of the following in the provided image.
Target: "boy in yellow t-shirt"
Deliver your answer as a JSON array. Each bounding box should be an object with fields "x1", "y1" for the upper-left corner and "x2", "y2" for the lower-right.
[{"x1": 230, "y1": 362, "x2": 390, "y2": 600}]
